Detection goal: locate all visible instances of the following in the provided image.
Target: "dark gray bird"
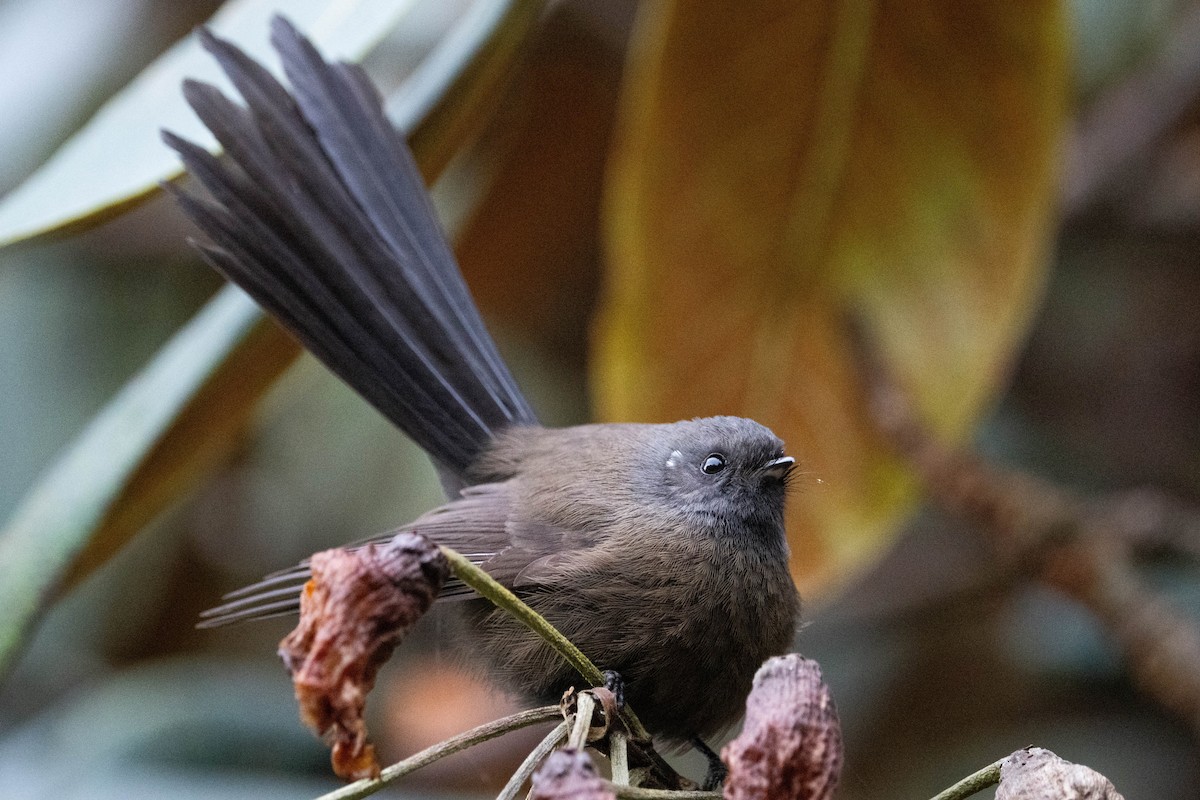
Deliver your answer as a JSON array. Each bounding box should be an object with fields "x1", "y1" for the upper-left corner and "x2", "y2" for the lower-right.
[{"x1": 165, "y1": 16, "x2": 800, "y2": 751}]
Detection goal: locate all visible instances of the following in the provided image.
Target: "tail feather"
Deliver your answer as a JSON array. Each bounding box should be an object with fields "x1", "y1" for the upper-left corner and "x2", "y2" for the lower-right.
[
  {"x1": 163, "y1": 17, "x2": 537, "y2": 478},
  {"x1": 272, "y1": 26, "x2": 521, "y2": 410}
]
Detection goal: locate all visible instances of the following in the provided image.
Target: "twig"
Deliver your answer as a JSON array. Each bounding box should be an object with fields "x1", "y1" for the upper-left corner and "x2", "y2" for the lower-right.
[
  {"x1": 854, "y1": 323, "x2": 1200, "y2": 737},
  {"x1": 441, "y1": 546, "x2": 685, "y2": 787},
  {"x1": 610, "y1": 731, "x2": 630, "y2": 786},
  {"x1": 315, "y1": 705, "x2": 561, "y2": 800},
  {"x1": 925, "y1": 760, "x2": 1002, "y2": 800},
  {"x1": 606, "y1": 787, "x2": 722, "y2": 800},
  {"x1": 568, "y1": 692, "x2": 597, "y2": 749},
  {"x1": 497, "y1": 720, "x2": 570, "y2": 800}
]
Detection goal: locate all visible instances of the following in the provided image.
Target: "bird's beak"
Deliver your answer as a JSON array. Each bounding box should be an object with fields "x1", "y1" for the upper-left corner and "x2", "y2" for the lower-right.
[{"x1": 760, "y1": 455, "x2": 795, "y2": 481}]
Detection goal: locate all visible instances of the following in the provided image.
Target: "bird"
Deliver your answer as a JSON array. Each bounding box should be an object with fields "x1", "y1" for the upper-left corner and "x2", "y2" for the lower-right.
[{"x1": 163, "y1": 15, "x2": 800, "y2": 760}]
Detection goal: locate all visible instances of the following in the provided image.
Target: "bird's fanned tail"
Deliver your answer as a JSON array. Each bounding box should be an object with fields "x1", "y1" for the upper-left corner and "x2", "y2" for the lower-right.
[
  {"x1": 169, "y1": 18, "x2": 536, "y2": 626},
  {"x1": 163, "y1": 17, "x2": 537, "y2": 483}
]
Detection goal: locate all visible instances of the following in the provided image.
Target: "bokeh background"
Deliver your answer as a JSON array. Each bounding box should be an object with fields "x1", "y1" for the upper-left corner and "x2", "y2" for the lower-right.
[{"x1": 1, "y1": 0, "x2": 1198, "y2": 797}]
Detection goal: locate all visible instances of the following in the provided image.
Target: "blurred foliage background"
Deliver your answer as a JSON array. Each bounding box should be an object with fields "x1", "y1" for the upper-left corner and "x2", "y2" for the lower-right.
[{"x1": 0, "y1": 0, "x2": 1198, "y2": 797}]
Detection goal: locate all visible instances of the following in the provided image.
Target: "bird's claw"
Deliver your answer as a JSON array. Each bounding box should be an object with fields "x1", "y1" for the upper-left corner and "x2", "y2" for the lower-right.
[
  {"x1": 602, "y1": 670, "x2": 626, "y2": 712},
  {"x1": 692, "y1": 736, "x2": 728, "y2": 790}
]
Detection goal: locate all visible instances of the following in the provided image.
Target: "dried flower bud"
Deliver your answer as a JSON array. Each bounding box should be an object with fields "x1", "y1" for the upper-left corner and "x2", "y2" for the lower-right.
[
  {"x1": 278, "y1": 532, "x2": 448, "y2": 780},
  {"x1": 997, "y1": 747, "x2": 1124, "y2": 800},
  {"x1": 529, "y1": 749, "x2": 615, "y2": 800},
  {"x1": 722, "y1": 655, "x2": 842, "y2": 800}
]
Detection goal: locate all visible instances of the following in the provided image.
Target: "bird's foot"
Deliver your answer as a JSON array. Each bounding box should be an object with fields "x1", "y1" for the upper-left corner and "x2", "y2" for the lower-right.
[
  {"x1": 691, "y1": 736, "x2": 727, "y2": 790},
  {"x1": 601, "y1": 669, "x2": 626, "y2": 712}
]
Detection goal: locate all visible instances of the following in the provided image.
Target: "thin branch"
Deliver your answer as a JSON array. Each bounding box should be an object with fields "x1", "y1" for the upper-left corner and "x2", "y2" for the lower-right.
[
  {"x1": 925, "y1": 760, "x2": 1002, "y2": 800},
  {"x1": 568, "y1": 692, "x2": 597, "y2": 749},
  {"x1": 315, "y1": 705, "x2": 561, "y2": 800},
  {"x1": 606, "y1": 787, "x2": 722, "y2": 800},
  {"x1": 497, "y1": 720, "x2": 570, "y2": 800},
  {"x1": 610, "y1": 731, "x2": 630, "y2": 786}
]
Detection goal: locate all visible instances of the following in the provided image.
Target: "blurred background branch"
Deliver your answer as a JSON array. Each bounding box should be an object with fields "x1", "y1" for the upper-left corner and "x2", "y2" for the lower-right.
[{"x1": 856, "y1": 318, "x2": 1200, "y2": 738}]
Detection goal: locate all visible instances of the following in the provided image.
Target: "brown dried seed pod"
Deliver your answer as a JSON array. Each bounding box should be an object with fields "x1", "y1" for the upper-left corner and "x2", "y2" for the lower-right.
[
  {"x1": 278, "y1": 532, "x2": 449, "y2": 781},
  {"x1": 722, "y1": 654, "x2": 842, "y2": 800},
  {"x1": 529, "y1": 749, "x2": 616, "y2": 800},
  {"x1": 997, "y1": 747, "x2": 1124, "y2": 800}
]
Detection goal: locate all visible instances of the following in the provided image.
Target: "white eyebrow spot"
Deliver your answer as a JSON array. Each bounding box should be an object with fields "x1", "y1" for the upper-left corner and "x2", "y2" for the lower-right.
[{"x1": 665, "y1": 449, "x2": 683, "y2": 468}]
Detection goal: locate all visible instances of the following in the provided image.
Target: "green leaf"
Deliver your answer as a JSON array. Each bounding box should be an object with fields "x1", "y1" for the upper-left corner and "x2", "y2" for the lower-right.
[
  {"x1": 0, "y1": 0, "x2": 546, "y2": 682},
  {"x1": 0, "y1": 290, "x2": 289, "y2": 677},
  {"x1": 0, "y1": 0, "x2": 419, "y2": 247}
]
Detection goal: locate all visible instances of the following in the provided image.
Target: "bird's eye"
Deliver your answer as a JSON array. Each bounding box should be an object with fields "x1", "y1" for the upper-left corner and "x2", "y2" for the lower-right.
[{"x1": 701, "y1": 453, "x2": 727, "y2": 474}]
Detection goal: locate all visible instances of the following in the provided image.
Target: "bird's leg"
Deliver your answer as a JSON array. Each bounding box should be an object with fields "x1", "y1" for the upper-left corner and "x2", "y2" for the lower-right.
[
  {"x1": 691, "y1": 736, "x2": 727, "y2": 790},
  {"x1": 602, "y1": 669, "x2": 626, "y2": 711}
]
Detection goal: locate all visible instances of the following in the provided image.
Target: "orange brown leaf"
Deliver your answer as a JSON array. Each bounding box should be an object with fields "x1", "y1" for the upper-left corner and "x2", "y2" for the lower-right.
[
  {"x1": 596, "y1": 0, "x2": 1069, "y2": 595},
  {"x1": 279, "y1": 533, "x2": 448, "y2": 780}
]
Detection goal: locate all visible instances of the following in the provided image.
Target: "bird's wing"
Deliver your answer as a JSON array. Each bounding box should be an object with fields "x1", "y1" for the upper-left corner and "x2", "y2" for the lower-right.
[
  {"x1": 197, "y1": 482, "x2": 518, "y2": 627},
  {"x1": 414, "y1": 486, "x2": 604, "y2": 596},
  {"x1": 479, "y1": 519, "x2": 602, "y2": 592}
]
